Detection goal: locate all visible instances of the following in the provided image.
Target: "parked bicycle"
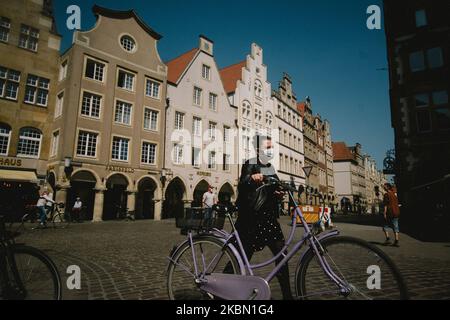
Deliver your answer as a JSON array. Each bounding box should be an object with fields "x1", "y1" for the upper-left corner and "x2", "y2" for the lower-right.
[
  {"x1": 0, "y1": 215, "x2": 62, "y2": 300},
  {"x1": 166, "y1": 176, "x2": 409, "y2": 300},
  {"x1": 20, "y1": 202, "x2": 71, "y2": 230}
]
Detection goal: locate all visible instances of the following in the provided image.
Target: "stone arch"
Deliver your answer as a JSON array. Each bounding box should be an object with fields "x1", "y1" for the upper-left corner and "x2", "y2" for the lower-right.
[
  {"x1": 103, "y1": 173, "x2": 130, "y2": 220},
  {"x1": 218, "y1": 182, "x2": 235, "y2": 204},
  {"x1": 135, "y1": 176, "x2": 160, "y2": 220},
  {"x1": 192, "y1": 179, "x2": 210, "y2": 207},
  {"x1": 68, "y1": 170, "x2": 99, "y2": 221},
  {"x1": 163, "y1": 176, "x2": 187, "y2": 219}
]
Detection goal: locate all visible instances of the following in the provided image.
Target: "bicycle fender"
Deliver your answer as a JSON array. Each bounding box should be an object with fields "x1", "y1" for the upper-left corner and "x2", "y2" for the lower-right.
[{"x1": 165, "y1": 235, "x2": 247, "y2": 276}]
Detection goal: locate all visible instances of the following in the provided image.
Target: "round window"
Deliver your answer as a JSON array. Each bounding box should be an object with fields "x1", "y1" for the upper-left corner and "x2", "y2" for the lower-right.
[{"x1": 120, "y1": 35, "x2": 136, "y2": 52}]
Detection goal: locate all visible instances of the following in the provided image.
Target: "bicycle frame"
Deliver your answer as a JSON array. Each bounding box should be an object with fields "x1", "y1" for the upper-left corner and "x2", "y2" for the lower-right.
[{"x1": 177, "y1": 186, "x2": 351, "y2": 296}]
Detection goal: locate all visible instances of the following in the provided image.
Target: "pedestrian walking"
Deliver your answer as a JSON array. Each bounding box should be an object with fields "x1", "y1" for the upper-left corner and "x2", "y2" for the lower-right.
[
  {"x1": 202, "y1": 185, "x2": 216, "y2": 228},
  {"x1": 382, "y1": 183, "x2": 401, "y2": 247}
]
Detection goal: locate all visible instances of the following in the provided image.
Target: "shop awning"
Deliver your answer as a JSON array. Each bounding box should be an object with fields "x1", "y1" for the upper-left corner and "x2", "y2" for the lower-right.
[{"x1": 0, "y1": 169, "x2": 39, "y2": 183}]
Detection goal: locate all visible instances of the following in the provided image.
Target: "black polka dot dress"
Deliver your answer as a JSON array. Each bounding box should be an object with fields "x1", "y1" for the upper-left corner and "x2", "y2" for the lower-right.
[{"x1": 250, "y1": 209, "x2": 285, "y2": 252}]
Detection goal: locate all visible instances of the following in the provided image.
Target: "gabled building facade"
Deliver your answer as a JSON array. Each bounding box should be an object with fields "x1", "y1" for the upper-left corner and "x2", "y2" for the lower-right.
[
  {"x1": 163, "y1": 36, "x2": 237, "y2": 218},
  {"x1": 272, "y1": 73, "x2": 306, "y2": 192},
  {"x1": 220, "y1": 43, "x2": 276, "y2": 165},
  {"x1": 48, "y1": 6, "x2": 168, "y2": 221}
]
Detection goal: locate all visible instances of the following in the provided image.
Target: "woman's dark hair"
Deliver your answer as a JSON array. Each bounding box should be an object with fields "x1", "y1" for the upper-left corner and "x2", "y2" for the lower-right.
[
  {"x1": 384, "y1": 183, "x2": 392, "y2": 190},
  {"x1": 252, "y1": 134, "x2": 272, "y2": 152}
]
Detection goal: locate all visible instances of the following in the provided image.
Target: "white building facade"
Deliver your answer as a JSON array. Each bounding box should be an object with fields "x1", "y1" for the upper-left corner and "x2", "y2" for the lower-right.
[
  {"x1": 272, "y1": 74, "x2": 306, "y2": 191},
  {"x1": 163, "y1": 36, "x2": 238, "y2": 218},
  {"x1": 220, "y1": 43, "x2": 277, "y2": 164}
]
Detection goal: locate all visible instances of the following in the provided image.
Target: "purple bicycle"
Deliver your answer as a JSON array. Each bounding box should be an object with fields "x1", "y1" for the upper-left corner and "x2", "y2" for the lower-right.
[{"x1": 166, "y1": 176, "x2": 408, "y2": 300}]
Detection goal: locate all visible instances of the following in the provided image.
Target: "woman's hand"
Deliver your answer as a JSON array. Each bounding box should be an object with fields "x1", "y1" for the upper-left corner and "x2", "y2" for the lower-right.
[
  {"x1": 274, "y1": 190, "x2": 285, "y2": 198},
  {"x1": 251, "y1": 173, "x2": 264, "y2": 183}
]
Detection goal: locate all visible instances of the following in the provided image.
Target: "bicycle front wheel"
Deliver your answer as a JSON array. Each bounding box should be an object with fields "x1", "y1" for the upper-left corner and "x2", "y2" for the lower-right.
[
  {"x1": 167, "y1": 235, "x2": 242, "y2": 300},
  {"x1": 7, "y1": 245, "x2": 62, "y2": 300},
  {"x1": 295, "y1": 236, "x2": 408, "y2": 300},
  {"x1": 52, "y1": 212, "x2": 71, "y2": 229}
]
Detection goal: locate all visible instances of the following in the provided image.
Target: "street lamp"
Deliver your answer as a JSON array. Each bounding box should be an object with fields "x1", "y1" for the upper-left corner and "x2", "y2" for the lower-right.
[
  {"x1": 160, "y1": 168, "x2": 167, "y2": 189},
  {"x1": 64, "y1": 157, "x2": 73, "y2": 179}
]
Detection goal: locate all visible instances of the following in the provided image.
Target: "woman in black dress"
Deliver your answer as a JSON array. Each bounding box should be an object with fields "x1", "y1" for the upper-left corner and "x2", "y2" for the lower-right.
[{"x1": 234, "y1": 135, "x2": 293, "y2": 300}]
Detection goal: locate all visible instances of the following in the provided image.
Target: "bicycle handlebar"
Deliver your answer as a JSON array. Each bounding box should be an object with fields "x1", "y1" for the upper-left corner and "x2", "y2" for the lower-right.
[{"x1": 256, "y1": 176, "x2": 298, "y2": 193}]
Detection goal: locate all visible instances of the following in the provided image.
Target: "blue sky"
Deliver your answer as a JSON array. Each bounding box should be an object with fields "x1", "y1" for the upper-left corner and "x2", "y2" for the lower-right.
[{"x1": 53, "y1": 0, "x2": 392, "y2": 168}]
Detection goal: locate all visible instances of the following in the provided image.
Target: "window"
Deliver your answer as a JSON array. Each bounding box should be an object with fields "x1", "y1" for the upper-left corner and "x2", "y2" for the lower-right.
[
  {"x1": 76, "y1": 131, "x2": 98, "y2": 157},
  {"x1": 18, "y1": 24, "x2": 39, "y2": 51},
  {"x1": 85, "y1": 58, "x2": 105, "y2": 82},
  {"x1": 193, "y1": 87, "x2": 202, "y2": 106},
  {"x1": 209, "y1": 93, "x2": 217, "y2": 111},
  {"x1": 0, "y1": 124, "x2": 11, "y2": 155},
  {"x1": 59, "y1": 60, "x2": 68, "y2": 81},
  {"x1": 50, "y1": 131, "x2": 59, "y2": 157},
  {"x1": 120, "y1": 35, "x2": 136, "y2": 52},
  {"x1": 415, "y1": 10, "x2": 427, "y2": 28},
  {"x1": 17, "y1": 128, "x2": 42, "y2": 158},
  {"x1": 224, "y1": 126, "x2": 230, "y2": 142},
  {"x1": 255, "y1": 109, "x2": 262, "y2": 122},
  {"x1": 114, "y1": 100, "x2": 132, "y2": 125},
  {"x1": 192, "y1": 147, "x2": 201, "y2": 167},
  {"x1": 432, "y1": 91, "x2": 448, "y2": 106},
  {"x1": 223, "y1": 154, "x2": 230, "y2": 171},
  {"x1": 173, "y1": 143, "x2": 183, "y2": 164},
  {"x1": 55, "y1": 91, "x2": 64, "y2": 118},
  {"x1": 209, "y1": 122, "x2": 216, "y2": 141},
  {"x1": 0, "y1": 17, "x2": 10, "y2": 42},
  {"x1": 117, "y1": 69, "x2": 135, "y2": 91},
  {"x1": 145, "y1": 78, "x2": 160, "y2": 99},
  {"x1": 141, "y1": 142, "x2": 157, "y2": 165},
  {"x1": 81, "y1": 92, "x2": 102, "y2": 118},
  {"x1": 0, "y1": 67, "x2": 20, "y2": 100},
  {"x1": 242, "y1": 101, "x2": 251, "y2": 118},
  {"x1": 427, "y1": 47, "x2": 443, "y2": 69},
  {"x1": 202, "y1": 64, "x2": 210, "y2": 80},
  {"x1": 193, "y1": 117, "x2": 202, "y2": 137},
  {"x1": 409, "y1": 51, "x2": 425, "y2": 72},
  {"x1": 435, "y1": 109, "x2": 450, "y2": 130},
  {"x1": 416, "y1": 110, "x2": 431, "y2": 132},
  {"x1": 208, "y1": 151, "x2": 216, "y2": 169},
  {"x1": 266, "y1": 112, "x2": 273, "y2": 126},
  {"x1": 143, "y1": 108, "x2": 158, "y2": 131},
  {"x1": 414, "y1": 93, "x2": 429, "y2": 107},
  {"x1": 24, "y1": 75, "x2": 49, "y2": 106},
  {"x1": 254, "y1": 80, "x2": 263, "y2": 98},
  {"x1": 175, "y1": 112, "x2": 184, "y2": 130},
  {"x1": 112, "y1": 136, "x2": 129, "y2": 161}
]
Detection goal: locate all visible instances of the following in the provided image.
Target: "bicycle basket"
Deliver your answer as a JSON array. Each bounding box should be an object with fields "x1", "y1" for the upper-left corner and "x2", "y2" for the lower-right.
[{"x1": 175, "y1": 207, "x2": 225, "y2": 231}]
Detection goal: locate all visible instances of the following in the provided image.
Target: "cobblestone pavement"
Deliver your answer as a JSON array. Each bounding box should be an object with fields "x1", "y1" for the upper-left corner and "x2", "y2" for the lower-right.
[{"x1": 12, "y1": 217, "x2": 450, "y2": 300}]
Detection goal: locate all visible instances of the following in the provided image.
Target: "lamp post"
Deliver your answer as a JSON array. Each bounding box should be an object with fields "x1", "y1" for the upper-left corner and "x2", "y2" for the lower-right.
[{"x1": 64, "y1": 157, "x2": 73, "y2": 180}]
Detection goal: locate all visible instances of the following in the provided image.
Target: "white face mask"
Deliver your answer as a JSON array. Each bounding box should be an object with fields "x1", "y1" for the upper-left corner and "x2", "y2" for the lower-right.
[{"x1": 262, "y1": 148, "x2": 274, "y2": 159}]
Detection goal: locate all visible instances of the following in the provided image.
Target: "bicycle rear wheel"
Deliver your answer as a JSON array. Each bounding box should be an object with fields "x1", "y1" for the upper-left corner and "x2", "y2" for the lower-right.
[
  {"x1": 5, "y1": 245, "x2": 62, "y2": 300},
  {"x1": 167, "y1": 235, "x2": 242, "y2": 300},
  {"x1": 295, "y1": 236, "x2": 408, "y2": 300}
]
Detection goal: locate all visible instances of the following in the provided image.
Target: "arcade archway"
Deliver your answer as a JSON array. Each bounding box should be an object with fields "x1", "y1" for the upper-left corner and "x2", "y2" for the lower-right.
[
  {"x1": 193, "y1": 180, "x2": 210, "y2": 207},
  {"x1": 163, "y1": 177, "x2": 186, "y2": 219},
  {"x1": 136, "y1": 177, "x2": 157, "y2": 219},
  {"x1": 104, "y1": 173, "x2": 129, "y2": 220},
  {"x1": 218, "y1": 182, "x2": 234, "y2": 205},
  {"x1": 68, "y1": 170, "x2": 97, "y2": 221}
]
